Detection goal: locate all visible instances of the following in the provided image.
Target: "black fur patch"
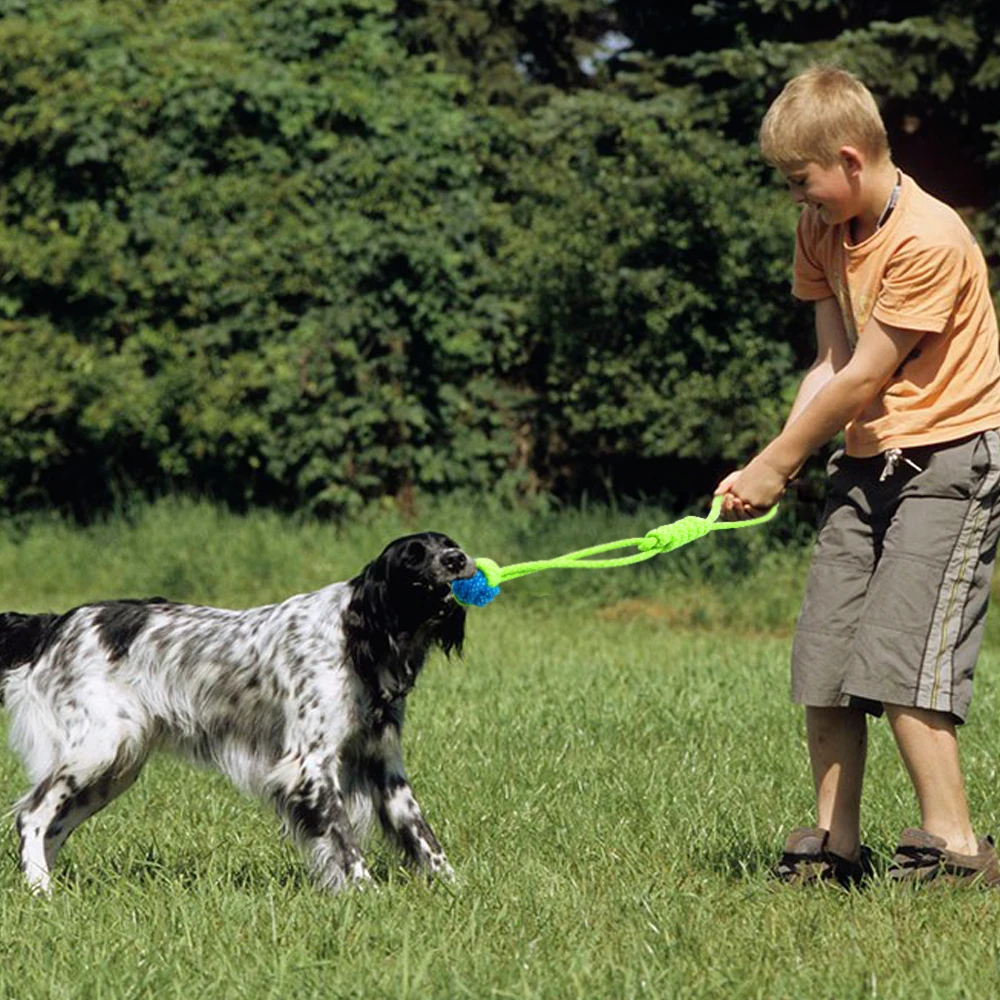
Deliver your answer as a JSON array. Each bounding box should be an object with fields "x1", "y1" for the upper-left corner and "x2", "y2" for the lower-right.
[
  {"x1": 94, "y1": 598, "x2": 170, "y2": 662},
  {"x1": 0, "y1": 612, "x2": 63, "y2": 680},
  {"x1": 344, "y1": 532, "x2": 466, "y2": 710}
]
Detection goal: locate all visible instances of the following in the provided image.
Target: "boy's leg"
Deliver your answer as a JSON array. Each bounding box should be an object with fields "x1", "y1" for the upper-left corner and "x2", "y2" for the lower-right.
[
  {"x1": 884, "y1": 703, "x2": 977, "y2": 855},
  {"x1": 842, "y1": 432, "x2": 1000, "y2": 860},
  {"x1": 775, "y1": 703, "x2": 873, "y2": 886},
  {"x1": 786, "y1": 449, "x2": 878, "y2": 881},
  {"x1": 807, "y1": 704, "x2": 867, "y2": 860}
]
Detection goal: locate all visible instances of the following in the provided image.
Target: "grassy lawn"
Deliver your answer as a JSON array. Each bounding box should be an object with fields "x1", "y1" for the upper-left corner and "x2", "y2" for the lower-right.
[{"x1": 1, "y1": 498, "x2": 999, "y2": 999}]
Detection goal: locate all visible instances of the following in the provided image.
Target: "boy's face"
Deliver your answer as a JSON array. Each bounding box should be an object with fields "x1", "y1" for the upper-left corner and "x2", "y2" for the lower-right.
[{"x1": 781, "y1": 159, "x2": 857, "y2": 225}]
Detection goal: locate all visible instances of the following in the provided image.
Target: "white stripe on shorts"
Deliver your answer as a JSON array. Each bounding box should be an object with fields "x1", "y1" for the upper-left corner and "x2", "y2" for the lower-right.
[{"x1": 918, "y1": 429, "x2": 1000, "y2": 714}]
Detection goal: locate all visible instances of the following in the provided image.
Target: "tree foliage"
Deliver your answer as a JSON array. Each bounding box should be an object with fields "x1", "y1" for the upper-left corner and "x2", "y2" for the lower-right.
[
  {"x1": 609, "y1": 1, "x2": 1000, "y2": 237},
  {"x1": 0, "y1": 0, "x2": 530, "y2": 516},
  {"x1": 497, "y1": 90, "x2": 801, "y2": 498},
  {"x1": 0, "y1": 0, "x2": 997, "y2": 519},
  {"x1": 395, "y1": 0, "x2": 615, "y2": 102}
]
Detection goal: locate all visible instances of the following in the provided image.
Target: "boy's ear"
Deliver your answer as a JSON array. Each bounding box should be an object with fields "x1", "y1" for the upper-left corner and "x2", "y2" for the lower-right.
[{"x1": 838, "y1": 145, "x2": 864, "y2": 175}]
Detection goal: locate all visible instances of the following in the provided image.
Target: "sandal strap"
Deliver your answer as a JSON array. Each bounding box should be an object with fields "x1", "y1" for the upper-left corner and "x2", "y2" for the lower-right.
[
  {"x1": 775, "y1": 850, "x2": 827, "y2": 878},
  {"x1": 774, "y1": 843, "x2": 872, "y2": 885}
]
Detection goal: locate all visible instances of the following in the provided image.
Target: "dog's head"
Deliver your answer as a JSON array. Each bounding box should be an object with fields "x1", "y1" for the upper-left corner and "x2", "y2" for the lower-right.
[{"x1": 345, "y1": 532, "x2": 476, "y2": 701}]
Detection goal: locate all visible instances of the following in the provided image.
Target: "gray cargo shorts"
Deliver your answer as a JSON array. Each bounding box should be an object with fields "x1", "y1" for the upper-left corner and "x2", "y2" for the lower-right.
[{"x1": 792, "y1": 429, "x2": 1000, "y2": 723}]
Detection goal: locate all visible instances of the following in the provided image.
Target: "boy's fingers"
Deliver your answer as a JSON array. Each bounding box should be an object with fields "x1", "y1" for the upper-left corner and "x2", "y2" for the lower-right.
[
  {"x1": 720, "y1": 492, "x2": 742, "y2": 519},
  {"x1": 714, "y1": 470, "x2": 742, "y2": 495},
  {"x1": 720, "y1": 493, "x2": 762, "y2": 521}
]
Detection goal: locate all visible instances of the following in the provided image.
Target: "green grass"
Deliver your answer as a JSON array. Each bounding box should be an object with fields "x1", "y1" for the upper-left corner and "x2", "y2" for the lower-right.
[{"x1": 1, "y1": 497, "x2": 1000, "y2": 999}]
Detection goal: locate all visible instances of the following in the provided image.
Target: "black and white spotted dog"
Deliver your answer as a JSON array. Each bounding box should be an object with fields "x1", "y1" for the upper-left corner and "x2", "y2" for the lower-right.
[{"x1": 0, "y1": 532, "x2": 476, "y2": 894}]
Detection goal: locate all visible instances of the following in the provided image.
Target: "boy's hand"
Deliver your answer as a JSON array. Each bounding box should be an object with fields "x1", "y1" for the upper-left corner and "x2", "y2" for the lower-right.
[{"x1": 714, "y1": 457, "x2": 787, "y2": 519}]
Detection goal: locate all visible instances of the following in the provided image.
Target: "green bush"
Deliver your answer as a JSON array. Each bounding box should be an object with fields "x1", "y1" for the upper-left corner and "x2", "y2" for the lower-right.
[
  {"x1": 497, "y1": 90, "x2": 803, "y2": 501},
  {"x1": 0, "y1": 0, "x2": 531, "y2": 517},
  {"x1": 2, "y1": 0, "x2": 994, "y2": 520}
]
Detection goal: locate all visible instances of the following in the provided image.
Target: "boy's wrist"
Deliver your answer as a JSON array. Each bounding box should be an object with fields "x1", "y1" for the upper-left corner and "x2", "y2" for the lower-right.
[{"x1": 757, "y1": 441, "x2": 799, "y2": 485}]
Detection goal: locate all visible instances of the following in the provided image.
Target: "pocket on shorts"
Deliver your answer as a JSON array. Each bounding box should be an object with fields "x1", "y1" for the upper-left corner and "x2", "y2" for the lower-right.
[
  {"x1": 970, "y1": 430, "x2": 1000, "y2": 500},
  {"x1": 824, "y1": 446, "x2": 853, "y2": 495},
  {"x1": 907, "y1": 431, "x2": 1000, "y2": 501},
  {"x1": 825, "y1": 447, "x2": 845, "y2": 477}
]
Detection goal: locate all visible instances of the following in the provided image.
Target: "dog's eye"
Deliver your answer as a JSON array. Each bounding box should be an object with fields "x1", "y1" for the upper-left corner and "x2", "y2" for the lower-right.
[{"x1": 404, "y1": 541, "x2": 427, "y2": 564}]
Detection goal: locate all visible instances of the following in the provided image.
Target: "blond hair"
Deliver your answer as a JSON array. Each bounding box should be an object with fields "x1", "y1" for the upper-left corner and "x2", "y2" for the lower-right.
[{"x1": 759, "y1": 66, "x2": 890, "y2": 168}]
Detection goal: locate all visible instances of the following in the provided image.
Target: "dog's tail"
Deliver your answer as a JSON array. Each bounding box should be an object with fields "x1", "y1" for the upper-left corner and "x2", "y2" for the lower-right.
[{"x1": 0, "y1": 611, "x2": 60, "y2": 704}]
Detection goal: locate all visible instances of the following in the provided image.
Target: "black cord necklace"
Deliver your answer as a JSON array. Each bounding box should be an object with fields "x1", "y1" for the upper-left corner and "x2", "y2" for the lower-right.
[
  {"x1": 876, "y1": 171, "x2": 902, "y2": 229},
  {"x1": 852, "y1": 171, "x2": 901, "y2": 243}
]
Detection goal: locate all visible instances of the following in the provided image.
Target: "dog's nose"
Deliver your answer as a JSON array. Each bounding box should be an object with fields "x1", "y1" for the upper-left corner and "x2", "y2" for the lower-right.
[{"x1": 442, "y1": 549, "x2": 475, "y2": 579}]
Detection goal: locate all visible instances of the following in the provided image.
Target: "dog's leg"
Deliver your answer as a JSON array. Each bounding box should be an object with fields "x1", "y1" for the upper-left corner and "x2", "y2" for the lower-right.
[
  {"x1": 368, "y1": 727, "x2": 453, "y2": 881},
  {"x1": 42, "y1": 768, "x2": 143, "y2": 874},
  {"x1": 17, "y1": 771, "x2": 78, "y2": 894},
  {"x1": 12, "y1": 690, "x2": 150, "y2": 894},
  {"x1": 268, "y1": 755, "x2": 371, "y2": 892},
  {"x1": 15, "y1": 765, "x2": 140, "y2": 894}
]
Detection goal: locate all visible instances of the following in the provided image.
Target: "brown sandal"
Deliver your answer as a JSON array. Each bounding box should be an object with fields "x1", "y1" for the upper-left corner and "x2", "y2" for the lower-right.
[
  {"x1": 773, "y1": 826, "x2": 874, "y2": 888},
  {"x1": 887, "y1": 827, "x2": 1000, "y2": 887}
]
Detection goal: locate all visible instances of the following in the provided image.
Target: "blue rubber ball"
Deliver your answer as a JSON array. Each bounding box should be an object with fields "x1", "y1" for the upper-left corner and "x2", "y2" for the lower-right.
[{"x1": 452, "y1": 571, "x2": 500, "y2": 607}]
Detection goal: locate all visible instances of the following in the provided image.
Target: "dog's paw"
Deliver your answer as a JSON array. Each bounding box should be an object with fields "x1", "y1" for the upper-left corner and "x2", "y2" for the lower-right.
[
  {"x1": 424, "y1": 853, "x2": 455, "y2": 883},
  {"x1": 314, "y1": 859, "x2": 373, "y2": 894},
  {"x1": 349, "y1": 860, "x2": 374, "y2": 887}
]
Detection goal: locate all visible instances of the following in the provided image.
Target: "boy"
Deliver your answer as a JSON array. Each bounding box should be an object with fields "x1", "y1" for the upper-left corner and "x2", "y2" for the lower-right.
[{"x1": 717, "y1": 66, "x2": 1000, "y2": 886}]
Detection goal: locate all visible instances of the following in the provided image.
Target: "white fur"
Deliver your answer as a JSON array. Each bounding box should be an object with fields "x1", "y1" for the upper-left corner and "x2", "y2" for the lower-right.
[{"x1": 0, "y1": 532, "x2": 474, "y2": 894}]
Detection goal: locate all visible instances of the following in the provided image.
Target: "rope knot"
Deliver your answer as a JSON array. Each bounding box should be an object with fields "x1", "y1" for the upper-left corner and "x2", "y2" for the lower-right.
[{"x1": 638, "y1": 515, "x2": 713, "y2": 554}]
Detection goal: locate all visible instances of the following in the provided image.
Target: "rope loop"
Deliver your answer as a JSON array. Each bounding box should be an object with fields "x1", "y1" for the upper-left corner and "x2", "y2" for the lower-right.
[{"x1": 451, "y1": 496, "x2": 778, "y2": 607}]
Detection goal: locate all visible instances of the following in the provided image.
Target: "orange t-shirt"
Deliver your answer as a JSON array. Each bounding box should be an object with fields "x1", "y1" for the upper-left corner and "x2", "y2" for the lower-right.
[{"x1": 792, "y1": 171, "x2": 1000, "y2": 457}]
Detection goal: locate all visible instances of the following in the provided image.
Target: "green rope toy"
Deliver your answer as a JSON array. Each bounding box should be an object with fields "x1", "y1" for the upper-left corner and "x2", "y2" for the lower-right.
[{"x1": 451, "y1": 495, "x2": 778, "y2": 607}]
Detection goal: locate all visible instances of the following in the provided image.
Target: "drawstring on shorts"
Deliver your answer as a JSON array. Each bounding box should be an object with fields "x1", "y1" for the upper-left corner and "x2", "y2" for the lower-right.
[{"x1": 879, "y1": 447, "x2": 923, "y2": 482}]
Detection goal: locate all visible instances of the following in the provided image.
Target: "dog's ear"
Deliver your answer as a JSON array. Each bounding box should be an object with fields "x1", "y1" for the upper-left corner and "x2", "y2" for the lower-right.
[
  {"x1": 344, "y1": 557, "x2": 396, "y2": 681},
  {"x1": 345, "y1": 535, "x2": 468, "y2": 688}
]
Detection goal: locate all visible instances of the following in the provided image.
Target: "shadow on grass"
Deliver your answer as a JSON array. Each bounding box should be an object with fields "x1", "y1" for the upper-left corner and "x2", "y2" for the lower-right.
[
  {"x1": 53, "y1": 844, "x2": 439, "y2": 895},
  {"x1": 55, "y1": 845, "x2": 311, "y2": 894},
  {"x1": 697, "y1": 837, "x2": 898, "y2": 888},
  {"x1": 695, "y1": 839, "x2": 778, "y2": 882}
]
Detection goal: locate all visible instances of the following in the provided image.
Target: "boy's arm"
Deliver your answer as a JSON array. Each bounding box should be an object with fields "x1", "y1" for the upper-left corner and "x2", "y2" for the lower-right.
[
  {"x1": 784, "y1": 297, "x2": 853, "y2": 427},
  {"x1": 720, "y1": 312, "x2": 926, "y2": 515},
  {"x1": 715, "y1": 297, "x2": 850, "y2": 501}
]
